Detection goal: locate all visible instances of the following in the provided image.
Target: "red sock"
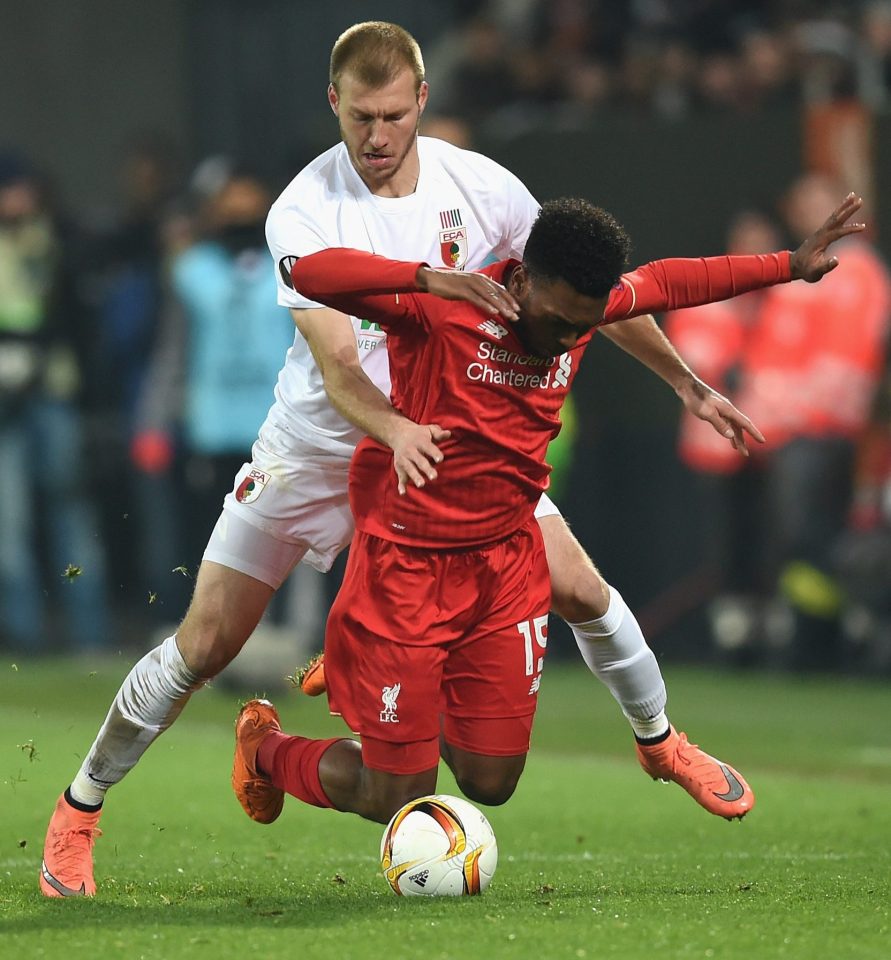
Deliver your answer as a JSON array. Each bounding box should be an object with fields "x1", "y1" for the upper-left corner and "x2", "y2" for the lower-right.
[{"x1": 258, "y1": 731, "x2": 341, "y2": 809}]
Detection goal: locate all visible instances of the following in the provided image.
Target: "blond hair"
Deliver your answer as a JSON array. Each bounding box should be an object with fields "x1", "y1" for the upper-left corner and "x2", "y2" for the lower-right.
[{"x1": 330, "y1": 21, "x2": 425, "y2": 92}]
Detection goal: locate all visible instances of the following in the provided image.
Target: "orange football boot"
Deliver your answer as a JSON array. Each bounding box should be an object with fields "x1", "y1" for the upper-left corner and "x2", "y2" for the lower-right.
[
  {"x1": 40, "y1": 794, "x2": 102, "y2": 897},
  {"x1": 298, "y1": 653, "x2": 326, "y2": 697},
  {"x1": 636, "y1": 726, "x2": 755, "y2": 820},
  {"x1": 232, "y1": 699, "x2": 285, "y2": 824}
]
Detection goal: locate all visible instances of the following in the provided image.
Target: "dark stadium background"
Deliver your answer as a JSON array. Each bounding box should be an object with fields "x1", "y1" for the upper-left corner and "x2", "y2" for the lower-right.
[{"x1": 4, "y1": 0, "x2": 891, "y2": 669}]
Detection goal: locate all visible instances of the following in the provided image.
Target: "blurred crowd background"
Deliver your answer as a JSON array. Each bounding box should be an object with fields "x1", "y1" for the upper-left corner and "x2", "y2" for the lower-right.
[{"x1": 4, "y1": 0, "x2": 891, "y2": 677}]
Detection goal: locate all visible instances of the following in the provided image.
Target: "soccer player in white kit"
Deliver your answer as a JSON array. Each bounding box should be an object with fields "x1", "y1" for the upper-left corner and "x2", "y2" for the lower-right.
[{"x1": 40, "y1": 21, "x2": 770, "y2": 897}]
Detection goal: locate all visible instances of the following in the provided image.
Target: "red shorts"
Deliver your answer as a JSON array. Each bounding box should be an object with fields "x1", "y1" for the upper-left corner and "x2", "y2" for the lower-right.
[{"x1": 325, "y1": 519, "x2": 551, "y2": 774}]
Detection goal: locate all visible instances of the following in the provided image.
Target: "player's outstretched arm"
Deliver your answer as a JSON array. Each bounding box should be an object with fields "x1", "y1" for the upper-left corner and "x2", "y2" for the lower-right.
[
  {"x1": 605, "y1": 193, "x2": 865, "y2": 323},
  {"x1": 789, "y1": 192, "x2": 865, "y2": 282},
  {"x1": 291, "y1": 306, "x2": 450, "y2": 494}
]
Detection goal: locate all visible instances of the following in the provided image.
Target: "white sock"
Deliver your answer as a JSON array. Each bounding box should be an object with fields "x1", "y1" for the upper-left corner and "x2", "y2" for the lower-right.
[
  {"x1": 569, "y1": 585, "x2": 669, "y2": 740},
  {"x1": 69, "y1": 635, "x2": 205, "y2": 807}
]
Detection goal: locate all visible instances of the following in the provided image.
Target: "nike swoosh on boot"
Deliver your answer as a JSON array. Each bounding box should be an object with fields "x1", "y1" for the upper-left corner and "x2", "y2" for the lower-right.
[
  {"x1": 41, "y1": 860, "x2": 86, "y2": 897},
  {"x1": 712, "y1": 763, "x2": 745, "y2": 802}
]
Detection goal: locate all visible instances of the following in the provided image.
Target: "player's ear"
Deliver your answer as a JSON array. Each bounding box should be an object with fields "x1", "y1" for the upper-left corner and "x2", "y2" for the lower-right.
[
  {"x1": 328, "y1": 83, "x2": 339, "y2": 115},
  {"x1": 417, "y1": 80, "x2": 429, "y2": 113},
  {"x1": 510, "y1": 263, "x2": 531, "y2": 299}
]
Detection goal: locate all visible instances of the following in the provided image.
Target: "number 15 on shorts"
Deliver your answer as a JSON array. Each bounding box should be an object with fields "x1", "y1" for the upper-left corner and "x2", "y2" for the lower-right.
[{"x1": 517, "y1": 615, "x2": 548, "y2": 680}]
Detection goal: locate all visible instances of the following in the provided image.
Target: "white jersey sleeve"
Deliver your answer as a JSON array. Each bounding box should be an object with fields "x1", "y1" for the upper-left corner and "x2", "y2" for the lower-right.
[
  {"x1": 487, "y1": 162, "x2": 541, "y2": 260},
  {"x1": 265, "y1": 203, "x2": 329, "y2": 311}
]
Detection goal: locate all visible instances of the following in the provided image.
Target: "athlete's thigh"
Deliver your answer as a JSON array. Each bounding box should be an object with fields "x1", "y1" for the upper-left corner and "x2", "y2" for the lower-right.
[
  {"x1": 536, "y1": 511, "x2": 609, "y2": 619},
  {"x1": 325, "y1": 533, "x2": 451, "y2": 774},
  {"x1": 204, "y1": 505, "x2": 310, "y2": 590},
  {"x1": 442, "y1": 522, "x2": 551, "y2": 757}
]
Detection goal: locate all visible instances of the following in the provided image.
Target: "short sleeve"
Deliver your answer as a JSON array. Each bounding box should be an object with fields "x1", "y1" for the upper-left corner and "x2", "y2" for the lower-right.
[
  {"x1": 490, "y1": 165, "x2": 540, "y2": 261},
  {"x1": 265, "y1": 201, "x2": 330, "y2": 310}
]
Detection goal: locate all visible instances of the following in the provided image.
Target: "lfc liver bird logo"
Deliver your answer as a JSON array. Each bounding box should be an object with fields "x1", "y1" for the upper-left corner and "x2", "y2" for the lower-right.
[{"x1": 380, "y1": 683, "x2": 401, "y2": 723}]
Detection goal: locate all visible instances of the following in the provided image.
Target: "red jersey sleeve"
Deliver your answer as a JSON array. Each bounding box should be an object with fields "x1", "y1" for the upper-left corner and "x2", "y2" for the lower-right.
[
  {"x1": 604, "y1": 251, "x2": 792, "y2": 323},
  {"x1": 290, "y1": 248, "x2": 429, "y2": 327}
]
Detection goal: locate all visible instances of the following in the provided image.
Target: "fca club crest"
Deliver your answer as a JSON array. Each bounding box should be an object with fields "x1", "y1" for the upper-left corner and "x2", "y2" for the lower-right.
[
  {"x1": 235, "y1": 468, "x2": 270, "y2": 503},
  {"x1": 439, "y1": 208, "x2": 467, "y2": 269}
]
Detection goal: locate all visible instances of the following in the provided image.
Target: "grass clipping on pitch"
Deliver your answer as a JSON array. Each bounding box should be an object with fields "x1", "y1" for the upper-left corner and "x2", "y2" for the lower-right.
[{"x1": 2, "y1": 659, "x2": 889, "y2": 960}]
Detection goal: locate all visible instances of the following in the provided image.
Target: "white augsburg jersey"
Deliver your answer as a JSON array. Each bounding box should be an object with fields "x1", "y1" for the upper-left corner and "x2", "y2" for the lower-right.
[{"x1": 262, "y1": 136, "x2": 541, "y2": 460}]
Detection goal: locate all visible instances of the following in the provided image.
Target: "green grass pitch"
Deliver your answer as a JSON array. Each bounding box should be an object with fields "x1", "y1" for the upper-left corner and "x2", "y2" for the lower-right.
[{"x1": 2, "y1": 657, "x2": 889, "y2": 959}]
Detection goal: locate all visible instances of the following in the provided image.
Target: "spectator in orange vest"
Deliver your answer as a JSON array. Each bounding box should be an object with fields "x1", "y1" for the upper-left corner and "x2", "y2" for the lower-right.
[
  {"x1": 665, "y1": 210, "x2": 784, "y2": 662},
  {"x1": 668, "y1": 180, "x2": 891, "y2": 669},
  {"x1": 668, "y1": 210, "x2": 781, "y2": 475},
  {"x1": 736, "y1": 173, "x2": 891, "y2": 667}
]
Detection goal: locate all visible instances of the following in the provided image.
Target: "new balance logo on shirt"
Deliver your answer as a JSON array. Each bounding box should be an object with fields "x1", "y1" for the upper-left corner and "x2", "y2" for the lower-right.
[{"x1": 477, "y1": 319, "x2": 509, "y2": 340}]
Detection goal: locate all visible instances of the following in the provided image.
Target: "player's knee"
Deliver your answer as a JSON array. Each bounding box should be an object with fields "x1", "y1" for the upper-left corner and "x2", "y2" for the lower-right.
[
  {"x1": 454, "y1": 766, "x2": 522, "y2": 807},
  {"x1": 550, "y1": 561, "x2": 609, "y2": 623},
  {"x1": 176, "y1": 608, "x2": 243, "y2": 676},
  {"x1": 177, "y1": 566, "x2": 272, "y2": 675}
]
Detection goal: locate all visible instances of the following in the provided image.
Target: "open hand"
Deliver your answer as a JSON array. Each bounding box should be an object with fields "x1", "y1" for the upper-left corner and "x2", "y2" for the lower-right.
[
  {"x1": 417, "y1": 266, "x2": 520, "y2": 321},
  {"x1": 389, "y1": 420, "x2": 452, "y2": 495},
  {"x1": 677, "y1": 377, "x2": 764, "y2": 456},
  {"x1": 790, "y1": 192, "x2": 866, "y2": 283}
]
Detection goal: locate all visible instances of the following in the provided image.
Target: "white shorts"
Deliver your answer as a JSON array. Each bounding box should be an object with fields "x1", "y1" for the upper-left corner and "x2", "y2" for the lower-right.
[{"x1": 204, "y1": 444, "x2": 562, "y2": 589}]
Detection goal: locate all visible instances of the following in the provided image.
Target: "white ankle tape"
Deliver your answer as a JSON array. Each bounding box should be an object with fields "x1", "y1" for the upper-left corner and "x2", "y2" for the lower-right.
[{"x1": 115, "y1": 635, "x2": 203, "y2": 733}]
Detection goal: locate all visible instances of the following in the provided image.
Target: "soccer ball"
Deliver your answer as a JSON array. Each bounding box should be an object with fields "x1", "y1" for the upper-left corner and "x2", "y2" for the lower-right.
[{"x1": 380, "y1": 794, "x2": 498, "y2": 896}]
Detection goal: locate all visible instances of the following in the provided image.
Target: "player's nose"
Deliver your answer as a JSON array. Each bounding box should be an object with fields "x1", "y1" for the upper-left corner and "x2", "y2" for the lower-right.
[{"x1": 368, "y1": 120, "x2": 387, "y2": 148}]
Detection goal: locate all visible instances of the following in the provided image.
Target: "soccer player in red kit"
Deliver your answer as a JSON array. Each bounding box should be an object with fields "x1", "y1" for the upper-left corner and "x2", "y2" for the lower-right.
[{"x1": 232, "y1": 194, "x2": 864, "y2": 826}]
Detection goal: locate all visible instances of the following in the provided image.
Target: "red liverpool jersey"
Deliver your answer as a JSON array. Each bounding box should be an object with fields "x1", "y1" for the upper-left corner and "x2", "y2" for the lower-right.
[{"x1": 292, "y1": 248, "x2": 791, "y2": 548}]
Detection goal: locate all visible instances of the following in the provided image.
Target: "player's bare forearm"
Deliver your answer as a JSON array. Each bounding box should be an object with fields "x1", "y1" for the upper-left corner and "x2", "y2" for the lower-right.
[
  {"x1": 322, "y1": 364, "x2": 451, "y2": 493},
  {"x1": 291, "y1": 307, "x2": 401, "y2": 445},
  {"x1": 599, "y1": 313, "x2": 763, "y2": 454},
  {"x1": 598, "y1": 314, "x2": 696, "y2": 393},
  {"x1": 323, "y1": 358, "x2": 407, "y2": 445},
  {"x1": 290, "y1": 307, "x2": 450, "y2": 493}
]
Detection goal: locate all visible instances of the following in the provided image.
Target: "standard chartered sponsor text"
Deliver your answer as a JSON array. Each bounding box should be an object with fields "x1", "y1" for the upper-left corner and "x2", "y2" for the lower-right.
[{"x1": 467, "y1": 341, "x2": 573, "y2": 389}]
